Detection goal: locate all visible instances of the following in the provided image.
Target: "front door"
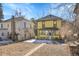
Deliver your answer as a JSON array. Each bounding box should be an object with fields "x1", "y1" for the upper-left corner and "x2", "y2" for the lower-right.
[{"x1": 48, "y1": 31, "x2": 52, "y2": 40}]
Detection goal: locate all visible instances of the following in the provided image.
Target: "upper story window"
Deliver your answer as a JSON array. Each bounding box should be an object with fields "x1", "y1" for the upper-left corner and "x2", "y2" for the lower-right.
[
  {"x1": 53, "y1": 20, "x2": 57, "y2": 28},
  {"x1": 1, "y1": 24, "x2": 3, "y2": 28},
  {"x1": 7, "y1": 24, "x2": 9, "y2": 28},
  {"x1": 24, "y1": 22, "x2": 26, "y2": 28}
]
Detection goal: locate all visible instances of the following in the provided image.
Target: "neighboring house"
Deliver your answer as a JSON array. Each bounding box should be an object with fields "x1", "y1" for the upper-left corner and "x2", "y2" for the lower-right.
[
  {"x1": 36, "y1": 14, "x2": 63, "y2": 39},
  {"x1": 0, "y1": 22, "x2": 8, "y2": 39},
  {"x1": 59, "y1": 21, "x2": 73, "y2": 40},
  {"x1": 0, "y1": 16, "x2": 35, "y2": 41}
]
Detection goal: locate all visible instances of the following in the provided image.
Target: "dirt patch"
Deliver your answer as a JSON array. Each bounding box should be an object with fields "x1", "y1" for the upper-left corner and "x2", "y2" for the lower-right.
[
  {"x1": 31, "y1": 44, "x2": 71, "y2": 56},
  {"x1": 0, "y1": 42, "x2": 39, "y2": 56}
]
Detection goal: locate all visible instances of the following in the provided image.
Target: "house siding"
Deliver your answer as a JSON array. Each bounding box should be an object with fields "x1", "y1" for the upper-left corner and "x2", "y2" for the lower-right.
[{"x1": 0, "y1": 17, "x2": 35, "y2": 41}]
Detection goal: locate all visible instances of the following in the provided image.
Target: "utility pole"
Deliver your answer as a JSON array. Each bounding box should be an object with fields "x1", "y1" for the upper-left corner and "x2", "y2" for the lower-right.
[{"x1": 11, "y1": 15, "x2": 17, "y2": 42}]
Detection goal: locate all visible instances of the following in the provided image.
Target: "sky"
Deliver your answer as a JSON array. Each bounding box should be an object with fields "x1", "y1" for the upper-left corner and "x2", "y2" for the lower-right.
[{"x1": 2, "y1": 3, "x2": 76, "y2": 21}]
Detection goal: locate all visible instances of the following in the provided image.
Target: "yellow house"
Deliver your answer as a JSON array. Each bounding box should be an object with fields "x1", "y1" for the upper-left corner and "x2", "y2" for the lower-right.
[{"x1": 36, "y1": 15, "x2": 63, "y2": 39}]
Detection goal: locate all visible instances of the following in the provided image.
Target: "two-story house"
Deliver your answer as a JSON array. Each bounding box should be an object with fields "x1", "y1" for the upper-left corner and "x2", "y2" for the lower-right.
[
  {"x1": 0, "y1": 16, "x2": 35, "y2": 41},
  {"x1": 36, "y1": 14, "x2": 63, "y2": 39}
]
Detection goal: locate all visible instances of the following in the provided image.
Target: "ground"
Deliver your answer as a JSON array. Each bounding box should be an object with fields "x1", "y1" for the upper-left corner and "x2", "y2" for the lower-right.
[
  {"x1": 31, "y1": 44, "x2": 71, "y2": 56},
  {"x1": 0, "y1": 41, "x2": 71, "y2": 56},
  {"x1": 0, "y1": 42, "x2": 39, "y2": 56}
]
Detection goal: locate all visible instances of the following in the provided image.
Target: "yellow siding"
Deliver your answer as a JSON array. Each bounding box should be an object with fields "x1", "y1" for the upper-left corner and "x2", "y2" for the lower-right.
[
  {"x1": 53, "y1": 21, "x2": 57, "y2": 24},
  {"x1": 39, "y1": 30, "x2": 42, "y2": 35},
  {"x1": 52, "y1": 21, "x2": 53, "y2": 27},
  {"x1": 57, "y1": 20, "x2": 61, "y2": 28},
  {"x1": 37, "y1": 30, "x2": 40, "y2": 35},
  {"x1": 45, "y1": 21, "x2": 53, "y2": 28},
  {"x1": 56, "y1": 31, "x2": 59, "y2": 35},
  {"x1": 37, "y1": 22, "x2": 42, "y2": 29},
  {"x1": 37, "y1": 19, "x2": 62, "y2": 39},
  {"x1": 31, "y1": 22, "x2": 34, "y2": 29}
]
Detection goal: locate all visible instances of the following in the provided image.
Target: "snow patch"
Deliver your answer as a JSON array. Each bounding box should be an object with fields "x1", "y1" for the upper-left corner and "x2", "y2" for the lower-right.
[{"x1": 24, "y1": 39, "x2": 36, "y2": 43}]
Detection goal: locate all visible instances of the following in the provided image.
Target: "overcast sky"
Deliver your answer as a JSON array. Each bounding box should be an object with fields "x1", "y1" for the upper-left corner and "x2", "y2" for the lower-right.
[{"x1": 2, "y1": 3, "x2": 76, "y2": 21}]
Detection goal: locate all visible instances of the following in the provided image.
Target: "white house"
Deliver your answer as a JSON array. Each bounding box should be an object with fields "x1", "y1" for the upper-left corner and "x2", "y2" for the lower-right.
[
  {"x1": 0, "y1": 22, "x2": 9, "y2": 39},
  {"x1": 0, "y1": 16, "x2": 35, "y2": 41}
]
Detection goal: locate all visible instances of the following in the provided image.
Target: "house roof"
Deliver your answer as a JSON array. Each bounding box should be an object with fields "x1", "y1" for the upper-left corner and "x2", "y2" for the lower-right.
[
  {"x1": 4, "y1": 16, "x2": 30, "y2": 22},
  {"x1": 37, "y1": 14, "x2": 63, "y2": 21}
]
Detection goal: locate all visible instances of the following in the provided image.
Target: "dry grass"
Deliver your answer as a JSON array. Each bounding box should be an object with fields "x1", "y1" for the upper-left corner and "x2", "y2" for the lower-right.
[
  {"x1": 0, "y1": 42, "x2": 39, "y2": 56},
  {"x1": 31, "y1": 44, "x2": 71, "y2": 56},
  {"x1": 0, "y1": 42, "x2": 71, "y2": 56}
]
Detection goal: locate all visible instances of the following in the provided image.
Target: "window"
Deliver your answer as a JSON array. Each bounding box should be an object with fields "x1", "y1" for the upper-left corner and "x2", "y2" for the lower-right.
[
  {"x1": 7, "y1": 24, "x2": 9, "y2": 27},
  {"x1": 7, "y1": 32, "x2": 9, "y2": 36},
  {"x1": 24, "y1": 22, "x2": 26, "y2": 28},
  {"x1": 39, "y1": 30, "x2": 46, "y2": 35},
  {"x1": 38, "y1": 22, "x2": 42, "y2": 29},
  {"x1": 53, "y1": 20, "x2": 57, "y2": 28},
  {"x1": 2, "y1": 32, "x2": 4, "y2": 36},
  {"x1": 53, "y1": 23, "x2": 57, "y2": 27},
  {"x1": 45, "y1": 21, "x2": 52, "y2": 28},
  {"x1": 42, "y1": 22, "x2": 45, "y2": 28},
  {"x1": 1, "y1": 24, "x2": 3, "y2": 28}
]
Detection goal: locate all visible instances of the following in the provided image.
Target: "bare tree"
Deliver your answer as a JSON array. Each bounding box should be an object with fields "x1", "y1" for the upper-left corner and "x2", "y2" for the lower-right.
[
  {"x1": 14, "y1": 9, "x2": 22, "y2": 17},
  {"x1": 11, "y1": 15, "x2": 17, "y2": 41},
  {"x1": 72, "y1": 3, "x2": 79, "y2": 41},
  {"x1": 0, "y1": 3, "x2": 3, "y2": 21}
]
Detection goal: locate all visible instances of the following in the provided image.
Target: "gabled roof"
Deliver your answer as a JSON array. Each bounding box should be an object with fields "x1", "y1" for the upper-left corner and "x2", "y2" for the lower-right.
[
  {"x1": 37, "y1": 14, "x2": 62, "y2": 21},
  {"x1": 4, "y1": 16, "x2": 30, "y2": 22}
]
